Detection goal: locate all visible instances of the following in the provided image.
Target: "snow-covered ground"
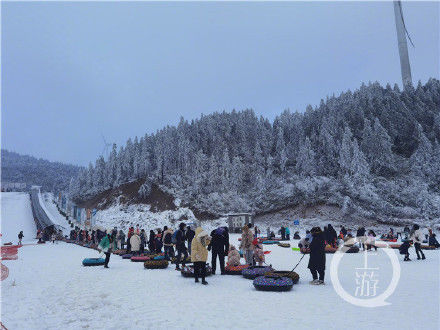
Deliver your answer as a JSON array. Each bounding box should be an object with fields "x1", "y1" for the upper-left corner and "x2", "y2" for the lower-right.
[
  {"x1": 1, "y1": 233, "x2": 438, "y2": 329},
  {"x1": 1, "y1": 192, "x2": 36, "y2": 244},
  {"x1": 1, "y1": 193, "x2": 439, "y2": 329},
  {"x1": 91, "y1": 203, "x2": 201, "y2": 232}
]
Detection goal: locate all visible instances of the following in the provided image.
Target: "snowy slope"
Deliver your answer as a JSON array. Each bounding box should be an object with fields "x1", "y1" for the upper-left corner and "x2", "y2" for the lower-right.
[
  {"x1": 1, "y1": 234, "x2": 438, "y2": 329},
  {"x1": 0, "y1": 192, "x2": 37, "y2": 244},
  {"x1": 39, "y1": 192, "x2": 69, "y2": 233},
  {"x1": 91, "y1": 203, "x2": 202, "y2": 232}
]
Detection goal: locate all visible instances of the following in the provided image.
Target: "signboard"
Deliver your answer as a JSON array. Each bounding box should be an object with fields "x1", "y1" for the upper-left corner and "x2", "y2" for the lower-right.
[{"x1": 293, "y1": 219, "x2": 300, "y2": 226}]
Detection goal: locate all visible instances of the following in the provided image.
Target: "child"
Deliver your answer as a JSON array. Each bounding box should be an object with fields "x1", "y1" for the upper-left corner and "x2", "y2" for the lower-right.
[
  {"x1": 227, "y1": 245, "x2": 241, "y2": 267},
  {"x1": 399, "y1": 241, "x2": 411, "y2": 261},
  {"x1": 252, "y1": 238, "x2": 265, "y2": 266}
]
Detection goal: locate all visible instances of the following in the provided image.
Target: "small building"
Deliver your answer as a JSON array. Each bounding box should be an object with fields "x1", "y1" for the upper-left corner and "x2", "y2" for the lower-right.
[{"x1": 227, "y1": 213, "x2": 254, "y2": 233}]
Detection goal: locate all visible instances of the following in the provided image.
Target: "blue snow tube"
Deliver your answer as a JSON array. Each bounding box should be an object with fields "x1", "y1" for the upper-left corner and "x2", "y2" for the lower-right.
[
  {"x1": 122, "y1": 254, "x2": 133, "y2": 259},
  {"x1": 82, "y1": 258, "x2": 105, "y2": 266},
  {"x1": 242, "y1": 266, "x2": 273, "y2": 279},
  {"x1": 262, "y1": 240, "x2": 278, "y2": 245},
  {"x1": 153, "y1": 255, "x2": 165, "y2": 260},
  {"x1": 253, "y1": 275, "x2": 293, "y2": 292}
]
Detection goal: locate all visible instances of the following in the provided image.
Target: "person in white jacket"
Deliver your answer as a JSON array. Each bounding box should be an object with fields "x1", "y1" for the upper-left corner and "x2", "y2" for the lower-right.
[
  {"x1": 130, "y1": 233, "x2": 141, "y2": 256},
  {"x1": 410, "y1": 224, "x2": 426, "y2": 260}
]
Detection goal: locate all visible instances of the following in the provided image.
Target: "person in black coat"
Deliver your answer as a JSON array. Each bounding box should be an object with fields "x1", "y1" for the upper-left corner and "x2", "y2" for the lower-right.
[
  {"x1": 280, "y1": 226, "x2": 286, "y2": 240},
  {"x1": 327, "y1": 224, "x2": 337, "y2": 247},
  {"x1": 18, "y1": 231, "x2": 24, "y2": 245},
  {"x1": 148, "y1": 230, "x2": 155, "y2": 252},
  {"x1": 308, "y1": 227, "x2": 326, "y2": 285},
  {"x1": 186, "y1": 227, "x2": 195, "y2": 255},
  {"x1": 208, "y1": 227, "x2": 229, "y2": 275},
  {"x1": 356, "y1": 227, "x2": 366, "y2": 251},
  {"x1": 175, "y1": 223, "x2": 188, "y2": 270}
]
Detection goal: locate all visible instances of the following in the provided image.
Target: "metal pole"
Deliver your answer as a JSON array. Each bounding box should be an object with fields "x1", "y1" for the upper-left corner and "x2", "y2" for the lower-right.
[{"x1": 393, "y1": 1, "x2": 412, "y2": 89}]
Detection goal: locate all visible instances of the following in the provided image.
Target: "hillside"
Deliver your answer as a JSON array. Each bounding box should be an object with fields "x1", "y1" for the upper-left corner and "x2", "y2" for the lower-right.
[
  {"x1": 1, "y1": 149, "x2": 82, "y2": 192},
  {"x1": 69, "y1": 80, "x2": 440, "y2": 226}
]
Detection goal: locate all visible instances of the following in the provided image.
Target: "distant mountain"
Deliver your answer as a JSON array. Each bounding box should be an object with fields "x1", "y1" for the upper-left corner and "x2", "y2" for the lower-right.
[{"x1": 1, "y1": 149, "x2": 82, "y2": 192}]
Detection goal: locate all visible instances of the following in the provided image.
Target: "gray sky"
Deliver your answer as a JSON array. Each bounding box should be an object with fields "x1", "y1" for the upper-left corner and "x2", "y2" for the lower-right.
[{"x1": 2, "y1": 1, "x2": 439, "y2": 166}]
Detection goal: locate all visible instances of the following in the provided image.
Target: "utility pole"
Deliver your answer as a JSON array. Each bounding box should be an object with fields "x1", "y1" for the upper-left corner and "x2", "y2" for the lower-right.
[{"x1": 393, "y1": 0, "x2": 412, "y2": 89}]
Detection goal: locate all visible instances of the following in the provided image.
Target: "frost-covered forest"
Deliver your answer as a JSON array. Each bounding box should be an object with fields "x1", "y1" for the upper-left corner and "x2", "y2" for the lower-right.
[
  {"x1": 70, "y1": 80, "x2": 440, "y2": 223},
  {"x1": 1, "y1": 150, "x2": 82, "y2": 192}
]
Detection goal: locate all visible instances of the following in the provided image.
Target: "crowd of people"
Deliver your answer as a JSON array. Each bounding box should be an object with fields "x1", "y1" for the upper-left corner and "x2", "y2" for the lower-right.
[{"x1": 20, "y1": 221, "x2": 440, "y2": 286}]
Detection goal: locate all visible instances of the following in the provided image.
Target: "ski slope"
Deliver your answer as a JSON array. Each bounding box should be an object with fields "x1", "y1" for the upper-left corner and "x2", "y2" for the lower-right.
[
  {"x1": 1, "y1": 234, "x2": 438, "y2": 329},
  {"x1": 39, "y1": 193, "x2": 69, "y2": 233},
  {"x1": 1, "y1": 192, "x2": 37, "y2": 244}
]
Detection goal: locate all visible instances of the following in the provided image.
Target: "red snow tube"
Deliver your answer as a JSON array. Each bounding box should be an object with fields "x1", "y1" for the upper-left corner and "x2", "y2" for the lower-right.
[
  {"x1": 381, "y1": 238, "x2": 397, "y2": 242},
  {"x1": 300, "y1": 247, "x2": 336, "y2": 254},
  {"x1": 389, "y1": 244, "x2": 401, "y2": 249},
  {"x1": 131, "y1": 255, "x2": 151, "y2": 262},
  {"x1": 225, "y1": 264, "x2": 249, "y2": 275}
]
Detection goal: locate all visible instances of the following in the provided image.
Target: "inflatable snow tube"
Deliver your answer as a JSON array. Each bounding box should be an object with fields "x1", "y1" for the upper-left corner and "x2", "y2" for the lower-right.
[
  {"x1": 144, "y1": 260, "x2": 169, "y2": 269},
  {"x1": 181, "y1": 264, "x2": 212, "y2": 278},
  {"x1": 171, "y1": 256, "x2": 191, "y2": 264},
  {"x1": 293, "y1": 235, "x2": 301, "y2": 240},
  {"x1": 278, "y1": 243, "x2": 291, "y2": 248},
  {"x1": 37, "y1": 241, "x2": 46, "y2": 244},
  {"x1": 389, "y1": 244, "x2": 401, "y2": 249},
  {"x1": 421, "y1": 245, "x2": 437, "y2": 250},
  {"x1": 262, "y1": 240, "x2": 279, "y2": 245},
  {"x1": 242, "y1": 266, "x2": 273, "y2": 279},
  {"x1": 131, "y1": 255, "x2": 151, "y2": 262},
  {"x1": 344, "y1": 246, "x2": 360, "y2": 253},
  {"x1": 381, "y1": 238, "x2": 397, "y2": 242},
  {"x1": 253, "y1": 275, "x2": 293, "y2": 292},
  {"x1": 153, "y1": 255, "x2": 165, "y2": 261},
  {"x1": 265, "y1": 271, "x2": 300, "y2": 284},
  {"x1": 225, "y1": 264, "x2": 249, "y2": 275},
  {"x1": 113, "y1": 249, "x2": 127, "y2": 255},
  {"x1": 122, "y1": 254, "x2": 133, "y2": 259},
  {"x1": 82, "y1": 258, "x2": 105, "y2": 267}
]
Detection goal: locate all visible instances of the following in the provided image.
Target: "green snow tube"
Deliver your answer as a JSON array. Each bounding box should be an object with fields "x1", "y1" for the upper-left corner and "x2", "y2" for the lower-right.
[{"x1": 82, "y1": 258, "x2": 105, "y2": 267}]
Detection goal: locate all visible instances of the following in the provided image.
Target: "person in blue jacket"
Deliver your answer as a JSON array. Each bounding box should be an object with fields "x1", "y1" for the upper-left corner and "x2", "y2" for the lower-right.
[{"x1": 285, "y1": 227, "x2": 291, "y2": 240}]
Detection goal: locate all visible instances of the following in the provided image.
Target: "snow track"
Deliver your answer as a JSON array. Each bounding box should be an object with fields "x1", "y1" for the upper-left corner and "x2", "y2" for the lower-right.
[{"x1": 1, "y1": 192, "x2": 37, "y2": 244}]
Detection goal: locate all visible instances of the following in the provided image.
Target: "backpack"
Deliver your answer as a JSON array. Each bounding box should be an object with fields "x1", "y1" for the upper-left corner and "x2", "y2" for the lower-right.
[
  {"x1": 164, "y1": 232, "x2": 172, "y2": 244},
  {"x1": 172, "y1": 230, "x2": 179, "y2": 244}
]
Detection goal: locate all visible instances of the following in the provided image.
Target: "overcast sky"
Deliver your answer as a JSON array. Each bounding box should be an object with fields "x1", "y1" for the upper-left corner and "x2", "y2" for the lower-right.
[{"x1": 2, "y1": 1, "x2": 439, "y2": 166}]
